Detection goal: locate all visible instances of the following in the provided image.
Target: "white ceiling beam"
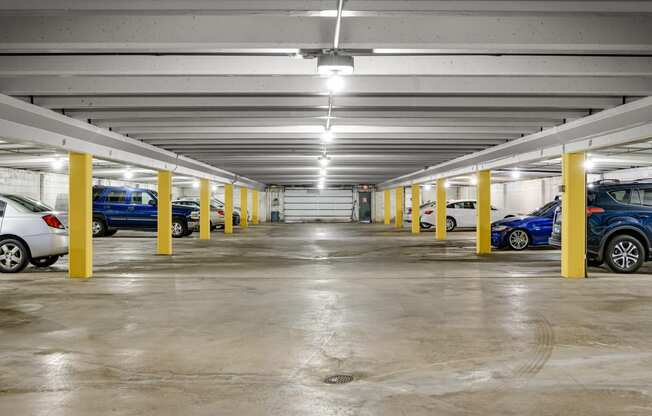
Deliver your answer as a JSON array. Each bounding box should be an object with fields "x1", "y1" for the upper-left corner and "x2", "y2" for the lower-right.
[
  {"x1": 1, "y1": 14, "x2": 651, "y2": 54},
  {"x1": 133, "y1": 133, "x2": 519, "y2": 140},
  {"x1": 0, "y1": 93, "x2": 265, "y2": 189},
  {"x1": 4, "y1": 55, "x2": 652, "y2": 76},
  {"x1": 3, "y1": 75, "x2": 650, "y2": 95}
]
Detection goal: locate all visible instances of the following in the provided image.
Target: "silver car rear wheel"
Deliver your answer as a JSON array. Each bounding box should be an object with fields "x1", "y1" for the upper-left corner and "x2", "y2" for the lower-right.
[{"x1": 0, "y1": 239, "x2": 29, "y2": 273}]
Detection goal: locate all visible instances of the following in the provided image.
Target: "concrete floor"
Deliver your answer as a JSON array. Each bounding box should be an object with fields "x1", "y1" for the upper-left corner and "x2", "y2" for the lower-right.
[{"x1": 1, "y1": 223, "x2": 651, "y2": 415}]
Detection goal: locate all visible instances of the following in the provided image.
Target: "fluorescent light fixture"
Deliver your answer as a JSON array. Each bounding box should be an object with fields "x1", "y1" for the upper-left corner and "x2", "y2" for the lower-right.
[
  {"x1": 511, "y1": 170, "x2": 522, "y2": 179},
  {"x1": 123, "y1": 169, "x2": 134, "y2": 179},
  {"x1": 319, "y1": 168, "x2": 327, "y2": 176},
  {"x1": 423, "y1": 184, "x2": 432, "y2": 190},
  {"x1": 211, "y1": 185, "x2": 218, "y2": 192},
  {"x1": 326, "y1": 75, "x2": 345, "y2": 93},
  {"x1": 318, "y1": 154, "x2": 330, "y2": 167},
  {"x1": 318, "y1": 54, "x2": 354, "y2": 76},
  {"x1": 192, "y1": 181, "x2": 200, "y2": 189},
  {"x1": 321, "y1": 129, "x2": 335, "y2": 143},
  {"x1": 470, "y1": 176, "x2": 478, "y2": 186},
  {"x1": 51, "y1": 158, "x2": 64, "y2": 170},
  {"x1": 584, "y1": 159, "x2": 595, "y2": 170},
  {"x1": 588, "y1": 183, "x2": 595, "y2": 189},
  {"x1": 444, "y1": 181, "x2": 451, "y2": 189}
]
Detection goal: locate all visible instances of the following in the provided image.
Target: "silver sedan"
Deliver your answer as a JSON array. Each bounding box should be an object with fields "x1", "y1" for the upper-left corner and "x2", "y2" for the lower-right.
[{"x1": 0, "y1": 194, "x2": 68, "y2": 273}]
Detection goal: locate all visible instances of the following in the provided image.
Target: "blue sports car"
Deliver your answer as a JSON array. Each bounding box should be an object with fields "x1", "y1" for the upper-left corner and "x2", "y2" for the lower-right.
[{"x1": 491, "y1": 199, "x2": 560, "y2": 250}]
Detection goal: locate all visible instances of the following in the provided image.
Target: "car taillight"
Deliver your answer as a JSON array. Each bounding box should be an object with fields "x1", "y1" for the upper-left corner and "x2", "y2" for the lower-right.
[
  {"x1": 586, "y1": 206, "x2": 605, "y2": 216},
  {"x1": 424, "y1": 210, "x2": 433, "y2": 215},
  {"x1": 42, "y1": 214, "x2": 65, "y2": 229},
  {"x1": 217, "y1": 210, "x2": 224, "y2": 216}
]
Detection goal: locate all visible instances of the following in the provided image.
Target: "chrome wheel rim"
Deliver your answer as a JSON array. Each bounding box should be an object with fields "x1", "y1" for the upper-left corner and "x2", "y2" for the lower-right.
[
  {"x1": 611, "y1": 241, "x2": 640, "y2": 270},
  {"x1": 446, "y1": 218, "x2": 454, "y2": 231},
  {"x1": 92, "y1": 221, "x2": 102, "y2": 235},
  {"x1": 509, "y1": 230, "x2": 529, "y2": 250},
  {"x1": 0, "y1": 243, "x2": 23, "y2": 271},
  {"x1": 172, "y1": 222, "x2": 183, "y2": 236}
]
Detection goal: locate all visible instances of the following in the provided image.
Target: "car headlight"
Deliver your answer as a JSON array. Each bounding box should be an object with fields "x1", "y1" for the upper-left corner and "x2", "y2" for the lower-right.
[
  {"x1": 190, "y1": 211, "x2": 199, "y2": 220},
  {"x1": 492, "y1": 225, "x2": 510, "y2": 232}
]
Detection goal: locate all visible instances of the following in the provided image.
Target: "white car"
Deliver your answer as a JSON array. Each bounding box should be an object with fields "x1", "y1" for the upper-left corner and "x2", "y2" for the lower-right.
[
  {"x1": 0, "y1": 194, "x2": 68, "y2": 273},
  {"x1": 417, "y1": 199, "x2": 515, "y2": 231}
]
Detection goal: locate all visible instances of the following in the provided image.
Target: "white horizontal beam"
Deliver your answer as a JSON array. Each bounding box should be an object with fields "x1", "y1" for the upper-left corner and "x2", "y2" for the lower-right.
[
  {"x1": 133, "y1": 133, "x2": 519, "y2": 140},
  {"x1": 378, "y1": 96, "x2": 652, "y2": 189},
  {"x1": 0, "y1": 93, "x2": 264, "y2": 189},
  {"x1": 35, "y1": 95, "x2": 623, "y2": 110},
  {"x1": 1, "y1": 13, "x2": 651, "y2": 54},
  {"x1": 4, "y1": 55, "x2": 652, "y2": 76},
  {"x1": 3, "y1": 75, "x2": 650, "y2": 95}
]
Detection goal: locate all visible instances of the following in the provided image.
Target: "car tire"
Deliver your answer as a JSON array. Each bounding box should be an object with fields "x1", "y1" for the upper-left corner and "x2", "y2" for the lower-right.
[
  {"x1": 420, "y1": 222, "x2": 432, "y2": 229},
  {"x1": 0, "y1": 238, "x2": 29, "y2": 273},
  {"x1": 104, "y1": 229, "x2": 118, "y2": 237},
  {"x1": 29, "y1": 255, "x2": 60, "y2": 268},
  {"x1": 507, "y1": 229, "x2": 530, "y2": 251},
  {"x1": 210, "y1": 221, "x2": 217, "y2": 231},
  {"x1": 172, "y1": 218, "x2": 188, "y2": 238},
  {"x1": 446, "y1": 217, "x2": 456, "y2": 232},
  {"x1": 605, "y1": 235, "x2": 645, "y2": 274},
  {"x1": 92, "y1": 217, "x2": 107, "y2": 237}
]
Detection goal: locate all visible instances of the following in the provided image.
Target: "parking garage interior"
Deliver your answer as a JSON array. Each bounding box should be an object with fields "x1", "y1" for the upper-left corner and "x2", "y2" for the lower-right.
[{"x1": 1, "y1": 1, "x2": 652, "y2": 415}]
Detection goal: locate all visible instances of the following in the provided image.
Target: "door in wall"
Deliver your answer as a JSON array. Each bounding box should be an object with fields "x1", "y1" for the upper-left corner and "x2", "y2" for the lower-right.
[
  {"x1": 284, "y1": 188, "x2": 354, "y2": 223},
  {"x1": 358, "y1": 192, "x2": 372, "y2": 223}
]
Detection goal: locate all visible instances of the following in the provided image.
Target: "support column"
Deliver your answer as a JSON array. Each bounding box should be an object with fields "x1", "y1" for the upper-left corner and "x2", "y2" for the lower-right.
[
  {"x1": 224, "y1": 184, "x2": 233, "y2": 234},
  {"x1": 436, "y1": 178, "x2": 447, "y2": 241},
  {"x1": 252, "y1": 189, "x2": 259, "y2": 225},
  {"x1": 411, "y1": 184, "x2": 420, "y2": 234},
  {"x1": 384, "y1": 189, "x2": 391, "y2": 225},
  {"x1": 200, "y1": 178, "x2": 211, "y2": 240},
  {"x1": 157, "y1": 170, "x2": 172, "y2": 255},
  {"x1": 476, "y1": 170, "x2": 492, "y2": 255},
  {"x1": 395, "y1": 187, "x2": 403, "y2": 228},
  {"x1": 561, "y1": 152, "x2": 587, "y2": 279},
  {"x1": 68, "y1": 152, "x2": 92, "y2": 278},
  {"x1": 240, "y1": 187, "x2": 248, "y2": 228}
]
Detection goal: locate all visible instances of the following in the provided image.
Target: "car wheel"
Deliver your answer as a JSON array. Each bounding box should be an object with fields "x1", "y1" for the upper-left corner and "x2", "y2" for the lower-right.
[
  {"x1": 420, "y1": 222, "x2": 432, "y2": 229},
  {"x1": 507, "y1": 229, "x2": 530, "y2": 251},
  {"x1": 605, "y1": 235, "x2": 645, "y2": 273},
  {"x1": 0, "y1": 239, "x2": 29, "y2": 273},
  {"x1": 29, "y1": 255, "x2": 60, "y2": 268},
  {"x1": 92, "y1": 217, "x2": 107, "y2": 237},
  {"x1": 446, "y1": 217, "x2": 456, "y2": 232},
  {"x1": 104, "y1": 229, "x2": 118, "y2": 237},
  {"x1": 210, "y1": 221, "x2": 217, "y2": 231},
  {"x1": 172, "y1": 218, "x2": 188, "y2": 238}
]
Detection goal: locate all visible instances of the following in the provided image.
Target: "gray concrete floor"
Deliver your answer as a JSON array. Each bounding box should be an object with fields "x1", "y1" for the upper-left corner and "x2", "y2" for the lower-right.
[{"x1": 1, "y1": 223, "x2": 652, "y2": 415}]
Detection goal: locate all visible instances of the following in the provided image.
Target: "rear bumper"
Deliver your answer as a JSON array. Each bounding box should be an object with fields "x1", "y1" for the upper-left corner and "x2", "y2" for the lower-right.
[{"x1": 25, "y1": 232, "x2": 68, "y2": 258}]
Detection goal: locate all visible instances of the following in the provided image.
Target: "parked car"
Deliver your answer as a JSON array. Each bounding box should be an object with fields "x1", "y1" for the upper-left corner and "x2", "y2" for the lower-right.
[
  {"x1": 92, "y1": 186, "x2": 199, "y2": 238},
  {"x1": 550, "y1": 180, "x2": 652, "y2": 273},
  {"x1": 491, "y1": 199, "x2": 560, "y2": 250},
  {"x1": 414, "y1": 199, "x2": 515, "y2": 231},
  {"x1": 0, "y1": 194, "x2": 68, "y2": 273},
  {"x1": 174, "y1": 197, "x2": 241, "y2": 228}
]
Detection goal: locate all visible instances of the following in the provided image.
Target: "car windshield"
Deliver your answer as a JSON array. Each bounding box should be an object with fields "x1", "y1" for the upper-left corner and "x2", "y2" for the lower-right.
[
  {"x1": 528, "y1": 201, "x2": 558, "y2": 217},
  {"x1": 3, "y1": 194, "x2": 53, "y2": 212}
]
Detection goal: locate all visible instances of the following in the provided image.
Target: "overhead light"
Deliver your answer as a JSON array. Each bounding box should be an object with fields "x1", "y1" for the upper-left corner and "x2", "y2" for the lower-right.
[
  {"x1": 192, "y1": 181, "x2": 200, "y2": 189},
  {"x1": 584, "y1": 158, "x2": 595, "y2": 170},
  {"x1": 317, "y1": 54, "x2": 354, "y2": 76},
  {"x1": 511, "y1": 169, "x2": 522, "y2": 179},
  {"x1": 326, "y1": 75, "x2": 345, "y2": 93},
  {"x1": 423, "y1": 184, "x2": 432, "y2": 190},
  {"x1": 50, "y1": 157, "x2": 64, "y2": 170},
  {"x1": 444, "y1": 181, "x2": 451, "y2": 189},
  {"x1": 123, "y1": 169, "x2": 134, "y2": 179},
  {"x1": 321, "y1": 129, "x2": 335, "y2": 143},
  {"x1": 211, "y1": 185, "x2": 217, "y2": 192},
  {"x1": 319, "y1": 168, "x2": 327, "y2": 177},
  {"x1": 318, "y1": 153, "x2": 330, "y2": 167},
  {"x1": 470, "y1": 175, "x2": 478, "y2": 186}
]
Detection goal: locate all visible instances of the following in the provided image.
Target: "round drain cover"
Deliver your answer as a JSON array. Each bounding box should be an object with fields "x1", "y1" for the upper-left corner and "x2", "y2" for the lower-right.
[{"x1": 323, "y1": 374, "x2": 354, "y2": 385}]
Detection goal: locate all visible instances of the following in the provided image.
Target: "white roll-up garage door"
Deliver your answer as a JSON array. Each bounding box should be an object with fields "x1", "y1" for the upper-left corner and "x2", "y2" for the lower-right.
[{"x1": 284, "y1": 188, "x2": 354, "y2": 223}]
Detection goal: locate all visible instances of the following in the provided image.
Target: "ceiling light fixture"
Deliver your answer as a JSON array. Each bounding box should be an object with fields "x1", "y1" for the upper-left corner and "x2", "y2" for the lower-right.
[
  {"x1": 511, "y1": 169, "x2": 522, "y2": 179},
  {"x1": 321, "y1": 129, "x2": 335, "y2": 143},
  {"x1": 192, "y1": 181, "x2": 200, "y2": 189},
  {"x1": 444, "y1": 181, "x2": 451, "y2": 189},
  {"x1": 319, "y1": 168, "x2": 327, "y2": 177},
  {"x1": 326, "y1": 74, "x2": 345, "y2": 93},
  {"x1": 423, "y1": 184, "x2": 432, "y2": 190},
  {"x1": 318, "y1": 153, "x2": 330, "y2": 167},
  {"x1": 584, "y1": 158, "x2": 595, "y2": 171},
  {"x1": 317, "y1": 54, "x2": 354, "y2": 76},
  {"x1": 123, "y1": 169, "x2": 134, "y2": 179},
  {"x1": 50, "y1": 157, "x2": 64, "y2": 170},
  {"x1": 470, "y1": 176, "x2": 478, "y2": 186}
]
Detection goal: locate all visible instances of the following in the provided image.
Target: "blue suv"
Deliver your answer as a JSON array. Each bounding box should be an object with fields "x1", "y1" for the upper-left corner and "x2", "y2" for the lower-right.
[
  {"x1": 491, "y1": 198, "x2": 560, "y2": 250},
  {"x1": 92, "y1": 186, "x2": 199, "y2": 238},
  {"x1": 550, "y1": 180, "x2": 652, "y2": 273}
]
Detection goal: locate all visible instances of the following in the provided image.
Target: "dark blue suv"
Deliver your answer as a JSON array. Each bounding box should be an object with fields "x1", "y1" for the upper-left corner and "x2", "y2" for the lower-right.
[
  {"x1": 92, "y1": 186, "x2": 199, "y2": 238},
  {"x1": 550, "y1": 180, "x2": 652, "y2": 273}
]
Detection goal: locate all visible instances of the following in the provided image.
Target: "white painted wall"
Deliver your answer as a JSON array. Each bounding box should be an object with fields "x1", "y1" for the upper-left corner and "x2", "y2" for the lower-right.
[{"x1": 178, "y1": 185, "x2": 268, "y2": 222}]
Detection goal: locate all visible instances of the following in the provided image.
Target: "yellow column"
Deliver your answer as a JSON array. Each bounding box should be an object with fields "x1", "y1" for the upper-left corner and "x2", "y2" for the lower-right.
[
  {"x1": 384, "y1": 190, "x2": 391, "y2": 225},
  {"x1": 395, "y1": 187, "x2": 403, "y2": 228},
  {"x1": 199, "y1": 178, "x2": 211, "y2": 240},
  {"x1": 157, "y1": 170, "x2": 172, "y2": 255},
  {"x1": 411, "y1": 184, "x2": 420, "y2": 234},
  {"x1": 224, "y1": 184, "x2": 233, "y2": 234},
  {"x1": 252, "y1": 189, "x2": 259, "y2": 225},
  {"x1": 68, "y1": 152, "x2": 93, "y2": 278},
  {"x1": 476, "y1": 170, "x2": 491, "y2": 255},
  {"x1": 436, "y1": 178, "x2": 447, "y2": 240},
  {"x1": 561, "y1": 152, "x2": 587, "y2": 278},
  {"x1": 240, "y1": 187, "x2": 248, "y2": 228}
]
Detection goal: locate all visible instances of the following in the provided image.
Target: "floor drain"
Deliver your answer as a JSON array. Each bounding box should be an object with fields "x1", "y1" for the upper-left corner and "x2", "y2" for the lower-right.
[{"x1": 323, "y1": 374, "x2": 355, "y2": 385}]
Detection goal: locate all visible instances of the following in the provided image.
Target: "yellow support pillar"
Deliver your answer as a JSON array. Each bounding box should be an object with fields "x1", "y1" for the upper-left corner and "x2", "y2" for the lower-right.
[
  {"x1": 436, "y1": 178, "x2": 447, "y2": 241},
  {"x1": 384, "y1": 189, "x2": 391, "y2": 225},
  {"x1": 476, "y1": 170, "x2": 491, "y2": 255},
  {"x1": 68, "y1": 152, "x2": 93, "y2": 278},
  {"x1": 395, "y1": 187, "x2": 403, "y2": 228},
  {"x1": 240, "y1": 187, "x2": 248, "y2": 228},
  {"x1": 561, "y1": 152, "x2": 587, "y2": 279},
  {"x1": 252, "y1": 189, "x2": 259, "y2": 225},
  {"x1": 224, "y1": 184, "x2": 233, "y2": 234},
  {"x1": 411, "y1": 184, "x2": 420, "y2": 234},
  {"x1": 157, "y1": 170, "x2": 172, "y2": 255},
  {"x1": 199, "y1": 178, "x2": 211, "y2": 240}
]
